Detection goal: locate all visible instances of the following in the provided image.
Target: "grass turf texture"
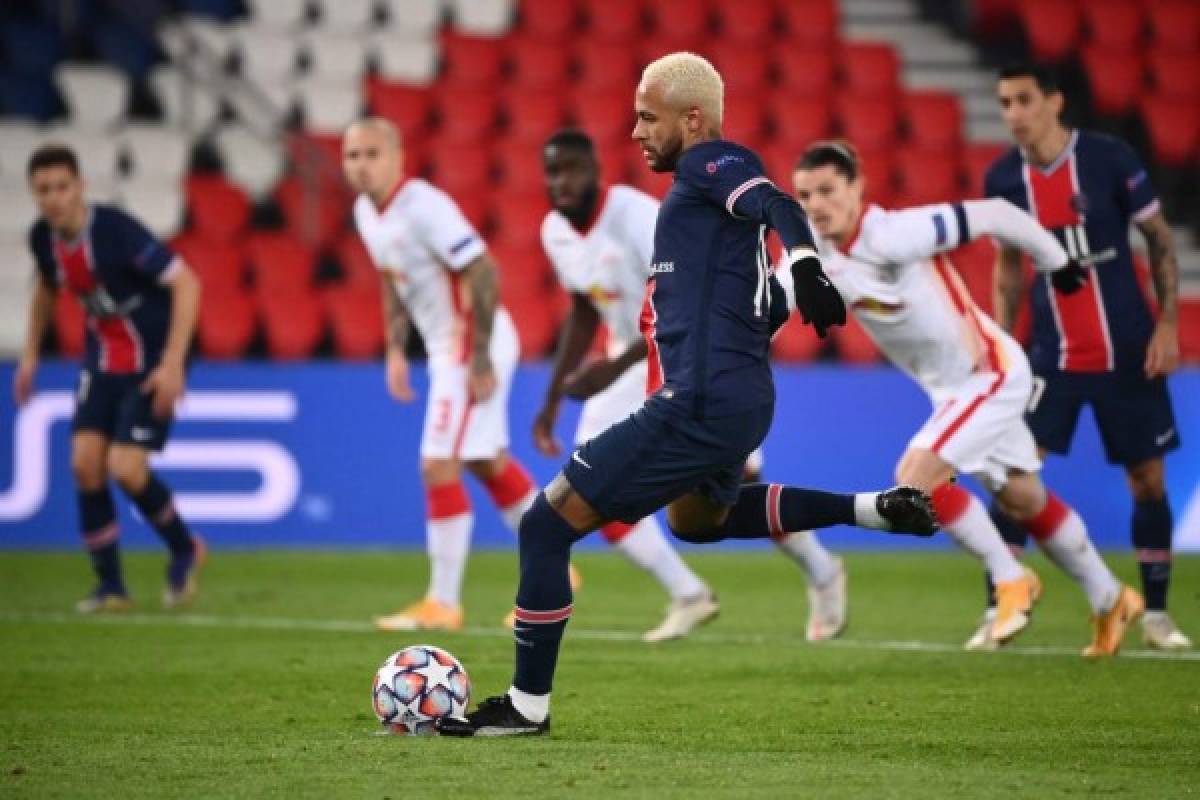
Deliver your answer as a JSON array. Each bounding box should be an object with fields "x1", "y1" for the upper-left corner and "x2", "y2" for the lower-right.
[{"x1": 1, "y1": 550, "x2": 1197, "y2": 799}]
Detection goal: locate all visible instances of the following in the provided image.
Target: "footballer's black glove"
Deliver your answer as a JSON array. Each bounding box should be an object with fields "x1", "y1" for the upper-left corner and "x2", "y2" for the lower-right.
[
  {"x1": 767, "y1": 272, "x2": 790, "y2": 338},
  {"x1": 1050, "y1": 259, "x2": 1089, "y2": 295},
  {"x1": 789, "y1": 248, "x2": 846, "y2": 339}
]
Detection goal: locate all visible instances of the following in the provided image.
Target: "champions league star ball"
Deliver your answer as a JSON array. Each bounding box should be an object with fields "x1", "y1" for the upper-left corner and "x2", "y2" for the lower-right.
[{"x1": 372, "y1": 645, "x2": 471, "y2": 735}]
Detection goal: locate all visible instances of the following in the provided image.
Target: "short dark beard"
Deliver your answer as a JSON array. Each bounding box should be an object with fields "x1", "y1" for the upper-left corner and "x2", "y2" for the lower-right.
[
  {"x1": 561, "y1": 182, "x2": 599, "y2": 231},
  {"x1": 651, "y1": 134, "x2": 684, "y2": 173}
]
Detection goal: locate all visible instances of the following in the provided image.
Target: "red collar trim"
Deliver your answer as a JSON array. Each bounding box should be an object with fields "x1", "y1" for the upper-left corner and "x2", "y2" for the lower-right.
[{"x1": 373, "y1": 177, "x2": 407, "y2": 213}]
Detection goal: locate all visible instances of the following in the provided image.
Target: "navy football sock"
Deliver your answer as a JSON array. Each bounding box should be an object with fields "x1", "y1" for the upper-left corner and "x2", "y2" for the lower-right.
[
  {"x1": 719, "y1": 483, "x2": 855, "y2": 540},
  {"x1": 983, "y1": 502, "x2": 1029, "y2": 608},
  {"x1": 511, "y1": 493, "x2": 585, "y2": 696},
  {"x1": 1132, "y1": 496, "x2": 1173, "y2": 611},
  {"x1": 128, "y1": 474, "x2": 195, "y2": 557},
  {"x1": 79, "y1": 488, "x2": 124, "y2": 592}
]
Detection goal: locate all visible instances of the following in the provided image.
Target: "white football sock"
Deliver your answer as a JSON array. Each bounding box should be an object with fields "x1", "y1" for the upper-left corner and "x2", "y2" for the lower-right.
[
  {"x1": 615, "y1": 517, "x2": 707, "y2": 600},
  {"x1": 774, "y1": 530, "x2": 841, "y2": 586},
  {"x1": 1035, "y1": 509, "x2": 1120, "y2": 613},
  {"x1": 853, "y1": 493, "x2": 887, "y2": 529},
  {"x1": 507, "y1": 686, "x2": 549, "y2": 723},
  {"x1": 943, "y1": 493, "x2": 1026, "y2": 583},
  {"x1": 498, "y1": 489, "x2": 537, "y2": 536},
  {"x1": 426, "y1": 511, "x2": 472, "y2": 607}
]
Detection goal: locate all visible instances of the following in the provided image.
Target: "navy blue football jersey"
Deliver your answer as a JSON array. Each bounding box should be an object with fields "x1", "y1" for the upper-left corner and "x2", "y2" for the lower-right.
[
  {"x1": 30, "y1": 204, "x2": 177, "y2": 374},
  {"x1": 641, "y1": 140, "x2": 790, "y2": 418}
]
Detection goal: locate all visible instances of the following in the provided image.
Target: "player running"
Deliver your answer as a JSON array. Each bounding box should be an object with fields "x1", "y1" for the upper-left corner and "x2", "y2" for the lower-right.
[
  {"x1": 985, "y1": 63, "x2": 1190, "y2": 650},
  {"x1": 790, "y1": 141, "x2": 1142, "y2": 655},
  {"x1": 437, "y1": 53, "x2": 938, "y2": 737},
  {"x1": 14, "y1": 144, "x2": 205, "y2": 612},
  {"x1": 343, "y1": 118, "x2": 547, "y2": 633},
  {"x1": 535, "y1": 128, "x2": 719, "y2": 642},
  {"x1": 538, "y1": 128, "x2": 846, "y2": 642}
]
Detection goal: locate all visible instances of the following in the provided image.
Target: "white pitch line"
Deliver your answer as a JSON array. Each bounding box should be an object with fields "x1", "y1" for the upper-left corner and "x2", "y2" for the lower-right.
[{"x1": 2, "y1": 611, "x2": 1198, "y2": 663}]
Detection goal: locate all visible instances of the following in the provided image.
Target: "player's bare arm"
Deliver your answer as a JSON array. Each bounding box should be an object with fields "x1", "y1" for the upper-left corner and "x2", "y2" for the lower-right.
[
  {"x1": 141, "y1": 260, "x2": 200, "y2": 420},
  {"x1": 534, "y1": 292, "x2": 600, "y2": 456},
  {"x1": 1136, "y1": 210, "x2": 1180, "y2": 378},
  {"x1": 563, "y1": 336, "x2": 648, "y2": 400},
  {"x1": 14, "y1": 276, "x2": 56, "y2": 406},
  {"x1": 379, "y1": 271, "x2": 414, "y2": 402},
  {"x1": 993, "y1": 245, "x2": 1024, "y2": 333},
  {"x1": 463, "y1": 252, "x2": 499, "y2": 402}
]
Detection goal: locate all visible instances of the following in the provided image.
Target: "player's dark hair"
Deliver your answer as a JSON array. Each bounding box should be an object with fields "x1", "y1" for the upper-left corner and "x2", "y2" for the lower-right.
[
  {"x1": 795, "y1": 140, "x2": 860, "y2": 181},
  {"x1": 27, "y1": 143, "x2": 80, "y2": 178},
  {"x1": 998, "y1": 61, "x2": 1060, "y2": 95},
  {"x1": 543, "y1": 128, "x2": 596, "y2": 159}
]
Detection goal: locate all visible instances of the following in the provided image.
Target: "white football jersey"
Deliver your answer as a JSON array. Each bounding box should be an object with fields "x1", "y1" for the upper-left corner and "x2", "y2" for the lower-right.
[
  {"x1": 780, "y1": 202, "x2": 1045, "y2": 397},
  {"x1": 353, "y1": 179, "x2": 490, "y2": 365},
  {"x1": 540, "y1": 185, "x2": 658, "y2": 357}
]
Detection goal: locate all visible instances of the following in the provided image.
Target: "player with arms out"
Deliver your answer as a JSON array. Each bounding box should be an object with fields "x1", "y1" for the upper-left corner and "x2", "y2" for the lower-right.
[
  {"x1": 343, "y1": 118, "x2": 545, "y2": 632},
  {"x1": 986, "y1": 64, "x2": 1189, "y2": 650},
  {"x1": 437, "y1": 53, "x2": 938, "y2": 737},
  {"x1": 14, "y1": 144, "x2": 205, "y2": 613},
  {"x1": 791, "y1": 141, "x2": 1142, "y2": 655},
  {"x1": 535, "y1": 128, "x2": 720, "y2": 642}
]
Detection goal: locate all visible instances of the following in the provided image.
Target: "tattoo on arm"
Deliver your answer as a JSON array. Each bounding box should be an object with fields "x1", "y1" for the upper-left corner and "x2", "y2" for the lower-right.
[
  {"x1": 380, "y1": 274, "x2": 409, "y2": 353},
  {"x1": 465, "y1": 254, "x2": 499, "y2": 367},
  {"x1": 1138, "y1": 212, "x2": 1179, "y2": 323}
]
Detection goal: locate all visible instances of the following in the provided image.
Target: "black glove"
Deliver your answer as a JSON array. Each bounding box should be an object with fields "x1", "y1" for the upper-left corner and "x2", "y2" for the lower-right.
[
  {"x1": 789, "y1": 249, "x2": 846, "y2": 339},
  {"x1": 767, "y1": 273, "x2": 789, "y2": 338},
  {"x1": 1050, "y1": 259, "x2": 1088, "y2": 294}
]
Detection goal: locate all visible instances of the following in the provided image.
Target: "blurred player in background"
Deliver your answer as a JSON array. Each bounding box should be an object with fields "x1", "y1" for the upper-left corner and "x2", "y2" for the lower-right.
[
  {"x1": 343, "y1": 118, "x2": 546, "y2": 633},
  {"x1": 792, "y1": 141, "x2": 1142, "y2": 655},
  {"x1": 14, "y1": 144, "x2": 204, "y2": 613},
  {"x1": 539, "y1": 128, "x2": 846, "y2": 642},
  {"x1": 986, "y1": 63, "x2": 1190, "y2": 650},
  {"x1": 535, "y1": 128, "x2": 719, "y2": 642},
  {"x1": 439, "y1": 53, "x2": 937, "y2": 737}
]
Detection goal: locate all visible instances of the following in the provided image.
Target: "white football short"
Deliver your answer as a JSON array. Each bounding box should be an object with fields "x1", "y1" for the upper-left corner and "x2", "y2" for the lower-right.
[
  {"x1": 420, "y1": 309, "x2": 519, "y2": 461},
  {"x1": 909, "y1": 356, "x2": 1042, "y2": 492}
]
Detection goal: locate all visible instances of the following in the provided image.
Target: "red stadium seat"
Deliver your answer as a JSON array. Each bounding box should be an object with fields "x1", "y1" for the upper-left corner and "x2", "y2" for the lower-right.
[
  {"x1": 767, "y1": 91, "x2": 833, "y2": 150},
  {"x1": 1147, "y1": 51, "x2": 1200, "y2": 100},
  {"x1": 495, "y1": 137, "x2": 549, "y2": 195},
  {"x1": 1179, "y1": 298, "x2": 1200, "y2": 364},
  {"x1": 492, "y1": 197, "x2": 551, "y2": 248},
  {"x1": 428, "y1": 141, "x2": 494, "y2": 198},
  {"x1": 274, "y1": 176, "x2": 350, "y2": 249},
  {"x1": 324, "y1": 285, "x2": 384, "y2": 359},
  {"x1": 574, "y1": 39, "x2": 639, "y2": 90},
  {"x1": 722, "y1": 97, "x2": 766, "y2": 149},
  {"x1": 857, "y1": 146, "x2": 896, "y2": 208},
  {"x1": 454, "y1": 191, "x2": 492, "y2": 232},
  {"x1": 1140, "y1": 96, "x2": 1200, "y2": 166},
  {"x1": 596, "y1": 142, "x2": 634, "y2": 184},
  {"x1": 778, "y1": 0, "x2": 837, "y2": 47},
  {"x1": 580, "y1": 0, "x2": 644, "y2": 42},
  {"x1": 518, "y1": 0, "x2": 580, "y2": 40},
  {"x1": 710, "y1": 42, "x2": 770, "y2": 93},
  {"x1": 1147, "y1": 0, "x2": 1200, "y2": 52},
  {"x1": 902, "y1": 91, "x2": 964, "y2": 153},
  {"x1": 962, "y1": 141, "x2": 1009, "y2": 196},
  {"x1": 650, "y1": 0, "x2": 711, "y2": 40},
  {"x1": 568, "y1": 89, "x2": 633, "y2": 145},
  {"x1": 831, "y1": 314, "x2": 881, "y2": 364},
  {"x1": 760, "y1": 142, "x2": 802, "y2": 187},
  {"x1": 440, "y1": 33, "x2": 505, "y2": 88},
  {"x1": 502, "y1": 91, "x2": 568, "y2": 144},
  {"x1": 770, "y1": 316, "x2": 823, "y2": 362},
  {"x1": 246, "y1": 232, "x2": 318, "y2": 294},
  {"x1": 894, "y1": 149, "x2": 963, "y2": 207},
  {"x1": 638, "y1": 35, "x2": 706, "y2": 66},
  {"x1": 334, "y1": 232, "x2": 379, "y2": 288},
  {"x1": 53, "y1": 291, "x2": 85, "y2": 357},
  {"x1": 772, "y1": 47, "x2": 835, "y2": 97},
  {"x1": 1017, "y1": 0, "x2": 1081, "y2": 62},
  {"x1": 1081, "y1": 47, "x2": 1144, "y2": 116},
  {"x1": 185, "y1": 175, "x2": 251, "y2": 244},
  {"x1": 258, "y1": 288, "x2": 325, "y2": 360},
  {"x1": 1082, "y1": 0, "x2": 1145, "y2": 52},
  {"x1": 836, "y1": 94, "x2": 899, "y2": 151},
  {"x1": 172, "y1": 233, "x2": 246, "y2": 291},
  {"x1": 713, "y1": 0, "x2": 773, "y2": 44},
  {"x1": 491, "y1": 242, "x2": 553, "y2": 299},
  {"x1": 365, "y1": 80, "x2": 433, "y2": 138},
  {"x1": 839, "y1": 43, "x2": 900, "y2": 97},
  {"x1": 506, "y1": 36, "x2": 571, "y2": 92},
  {"x1": 197, "y1": 285, "x2": 256, "y2": 359},
  {"x1": 433, "y1": 86, "x2": 500, "y2": 143},
  {"x1": 510, "y1": 293, "x2": 562, "y2": 358}
]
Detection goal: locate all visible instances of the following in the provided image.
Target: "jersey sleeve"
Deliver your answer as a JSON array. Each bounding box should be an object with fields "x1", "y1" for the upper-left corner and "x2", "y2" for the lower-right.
[
  {"x1": 861, "y1": 203, "x2": 972, "y2": 264},
  {"x1": 27, "y1": 224, "x2": 58, "y2": 288},
  {"x1": 412, "y1": 183, "x2": 487, "y2": 270},
  {"x1": 114, "y1": 209, "x2": 176, "y2": 281},
  {"x1": 1108, "y1": 139, "x2": 1159, "y2": 223}
]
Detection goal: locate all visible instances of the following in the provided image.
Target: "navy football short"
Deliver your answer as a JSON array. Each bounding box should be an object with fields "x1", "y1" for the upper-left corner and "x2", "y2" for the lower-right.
[
  {"x1": 563, "y1": 395, "x2": 774, "y2": 524},
  {"x1": 1027, "y1": 368, "x2": 1180, "y2": 466},
  {"x1": 72, "y1": 369, "x2": 173, "y2": 451}
]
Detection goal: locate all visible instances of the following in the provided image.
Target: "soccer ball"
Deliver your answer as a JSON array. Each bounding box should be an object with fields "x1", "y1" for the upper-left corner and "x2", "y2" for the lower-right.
[{"x1": 371, "y1": 645, "x2": 471, "y2": 735}]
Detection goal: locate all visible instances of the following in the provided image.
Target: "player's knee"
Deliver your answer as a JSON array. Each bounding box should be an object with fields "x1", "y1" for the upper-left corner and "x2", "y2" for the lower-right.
[
  {"x1": 1126, "y1": 459, "x2": 1165, "y2": 502},
  {"x1": 994, "y1": 475, "x2": 1045, "y2": 522},
  {"x1": 107, "y1": 448, "x2": 148, "y2": 493},
  {"x1": 665, "y1": 508, "x2": 722, "y2": 544},
  {"x1": 421, "y1": 458, "x2": 461, "y2": 486},
  {"x1": 70, "y1": 448, "x2": 106, "y2": 489}
]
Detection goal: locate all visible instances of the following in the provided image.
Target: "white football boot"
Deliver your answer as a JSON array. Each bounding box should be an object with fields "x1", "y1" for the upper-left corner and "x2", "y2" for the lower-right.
[
  {"x1": 805, "y1": 557, "x2": 847, "y2": 641},
  {"x1": 1142, "y1": 611, "x2": 1193, "y2": 650},
  {"x1": 642, "y1": 591, "x2": 720, "y2": 642},
  {"x1": 964, "y1": 608, "x2": 999, "y2": 651}
]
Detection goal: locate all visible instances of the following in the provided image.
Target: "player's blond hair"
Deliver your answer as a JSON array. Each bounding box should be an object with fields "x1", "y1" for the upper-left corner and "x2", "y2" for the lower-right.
[
  {"x1": 345, "y1": 116, "x2": 401, "y2": 149},
  {"x1": 641, "y1": 52, "x2": 724, "y2": 124}
]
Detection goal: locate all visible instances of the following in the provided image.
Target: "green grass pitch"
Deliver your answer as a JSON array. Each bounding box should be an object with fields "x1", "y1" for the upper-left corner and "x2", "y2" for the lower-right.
[{"x1": 2, "y1": 549, "x2": 1197, "y2": 798}]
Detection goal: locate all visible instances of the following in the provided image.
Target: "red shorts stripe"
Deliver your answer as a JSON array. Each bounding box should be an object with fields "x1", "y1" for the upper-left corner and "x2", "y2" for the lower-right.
[
  {"x1": 931, "y1": 373, "x2": 1005, "y2": 454},
  {"x1": 513, "y1": 604, "x2": 573, "y2": 624},
  {"x1": 766, "y1": 483, "x2": 784, "y2": 539}
]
